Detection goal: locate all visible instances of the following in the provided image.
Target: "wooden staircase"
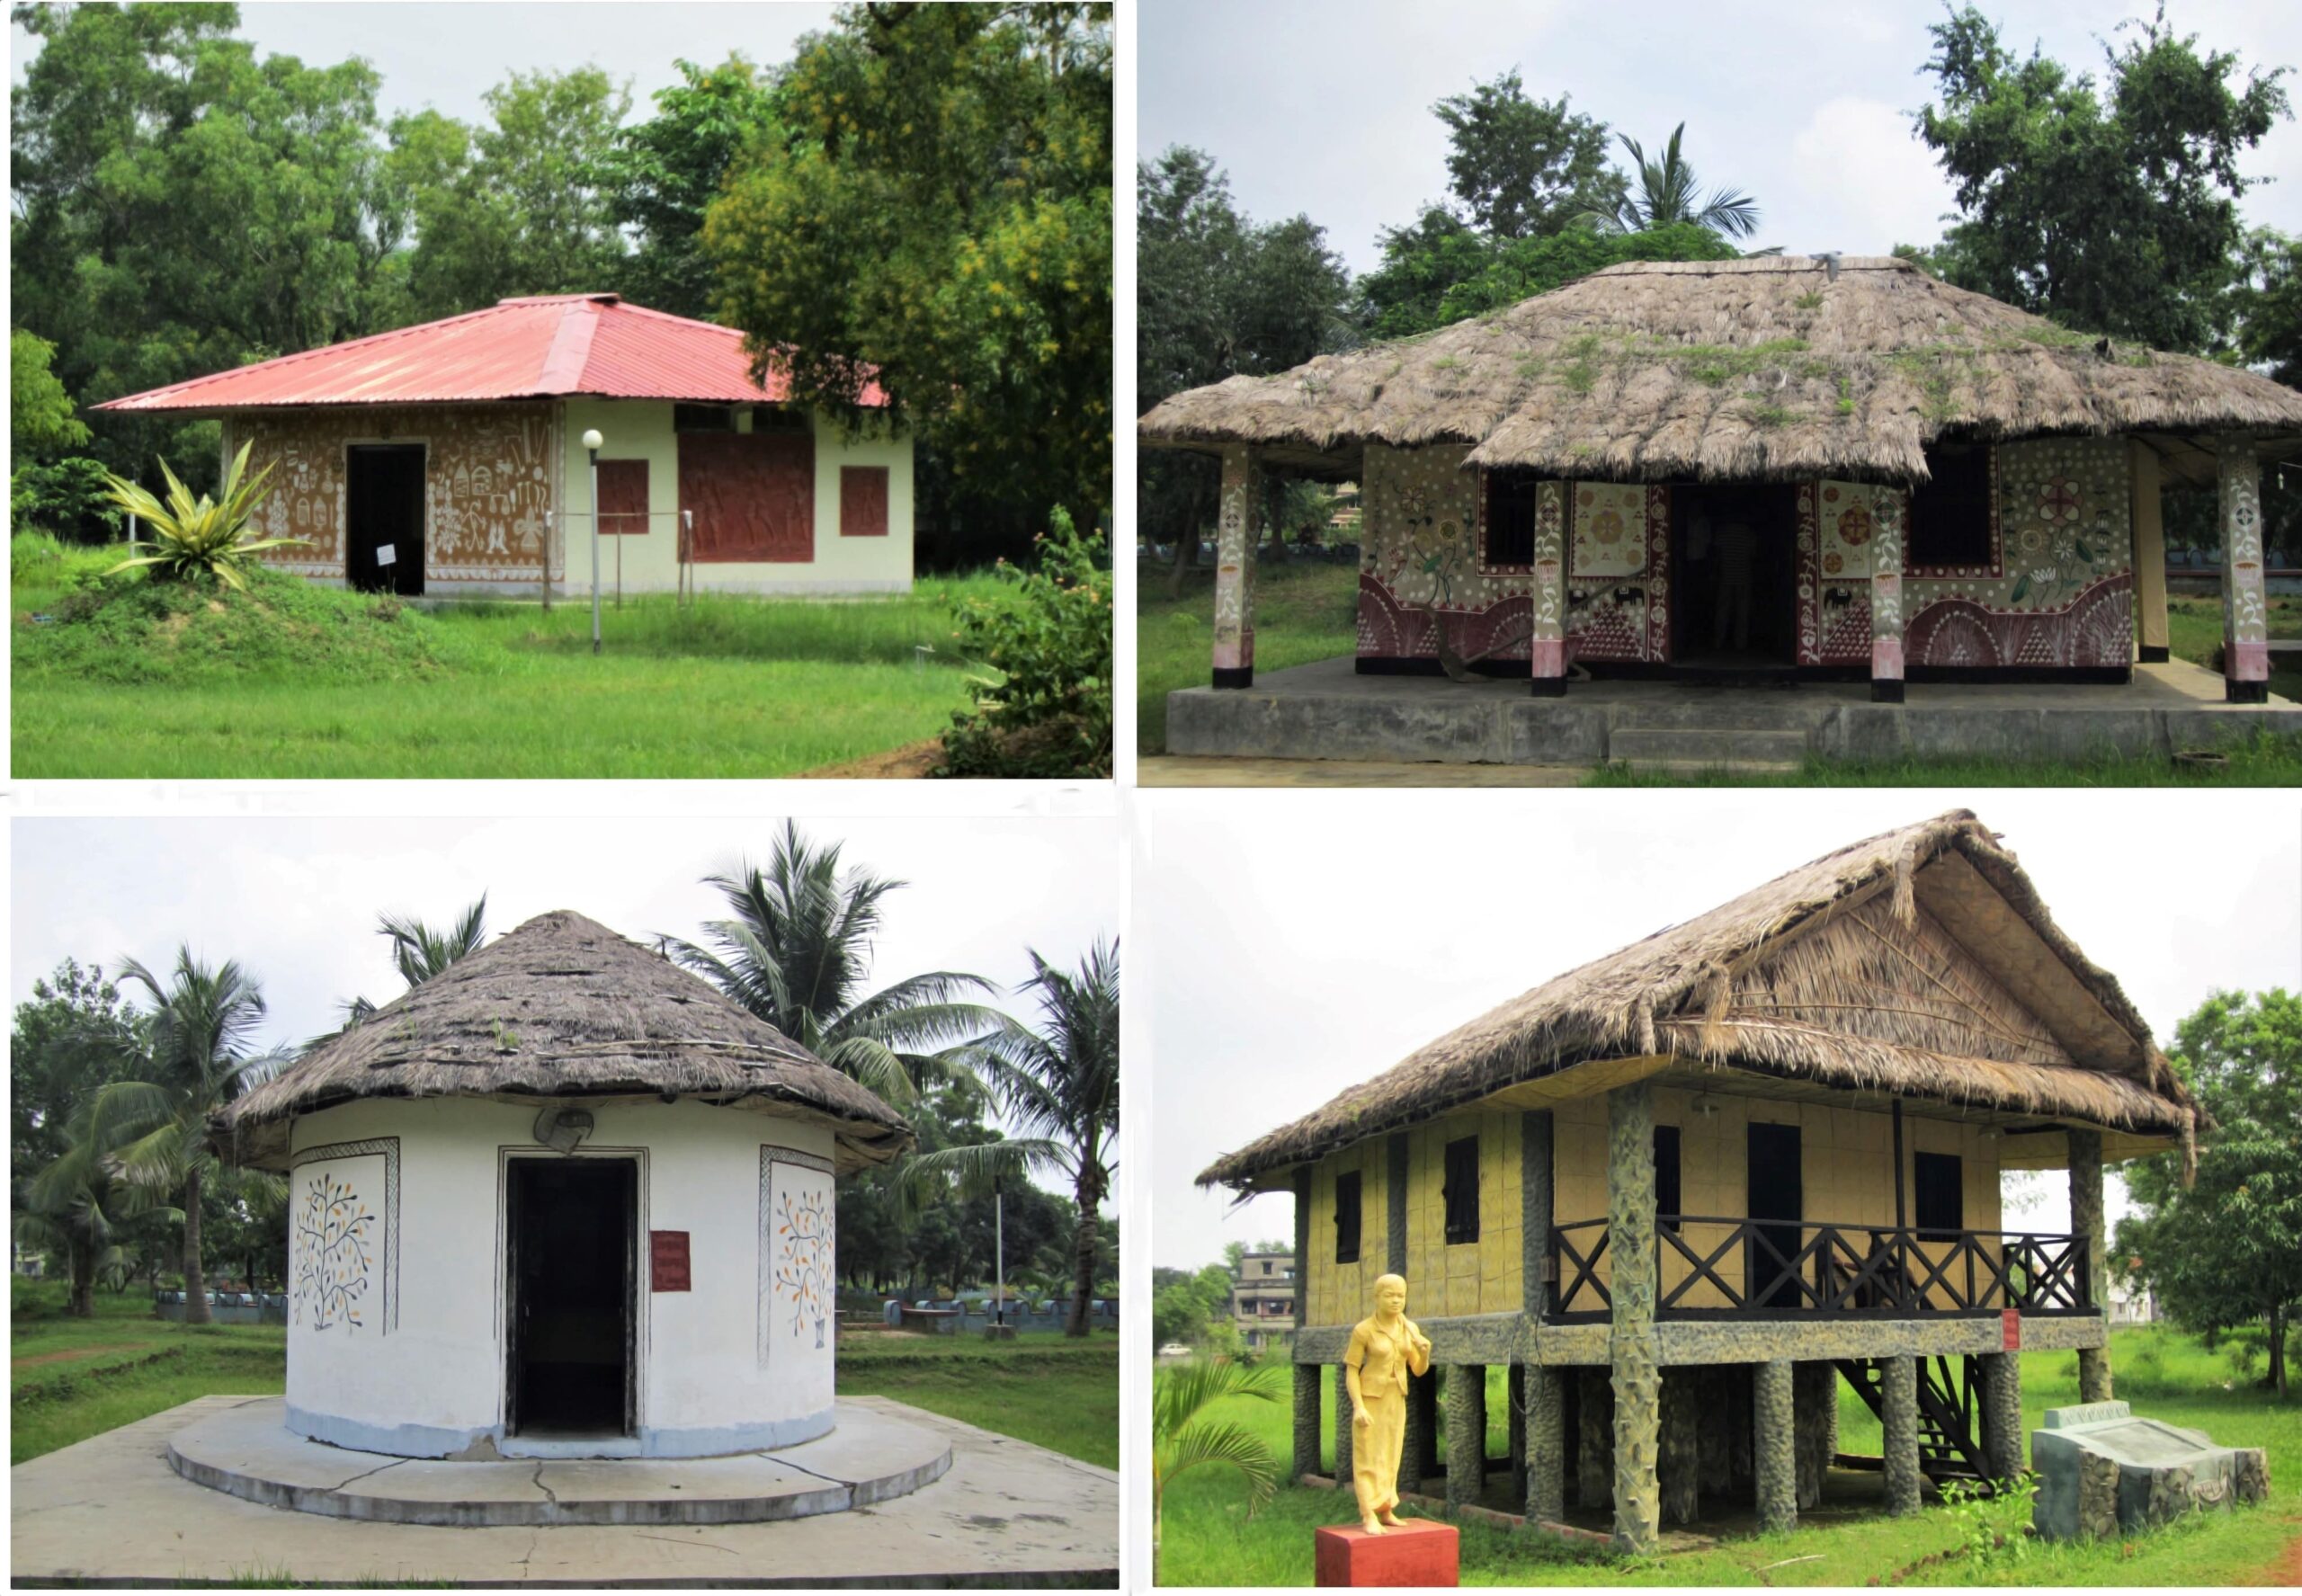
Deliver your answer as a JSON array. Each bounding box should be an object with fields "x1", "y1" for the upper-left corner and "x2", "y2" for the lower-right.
[{"x1": 1835, "y1": 1354, "x2": 1995, "y2": 1492}]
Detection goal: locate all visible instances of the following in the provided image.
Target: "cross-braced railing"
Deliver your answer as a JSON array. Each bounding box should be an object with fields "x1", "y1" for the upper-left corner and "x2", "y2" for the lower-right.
[{"x1": 1548, "y1": 1216, "x2": 2089, "y2": 1320}]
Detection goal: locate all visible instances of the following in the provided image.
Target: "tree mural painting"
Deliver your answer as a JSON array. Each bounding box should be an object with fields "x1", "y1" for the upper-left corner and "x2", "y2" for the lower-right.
[
  {"x1": 292, "y1": 1172, "x2": 374, "y2": 1331},
  {"x1": 775, "y1": 1188, "x2": 834, "y2": 1349}
]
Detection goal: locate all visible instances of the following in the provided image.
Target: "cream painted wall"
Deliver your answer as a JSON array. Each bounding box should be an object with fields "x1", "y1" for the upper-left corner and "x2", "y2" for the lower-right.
[
  {"x1": 283, "y1": 1096, "x2": 836, "y2": 1458},
  {"x1": 558, "y1": 398, "x2": 915, "y2": 595}
]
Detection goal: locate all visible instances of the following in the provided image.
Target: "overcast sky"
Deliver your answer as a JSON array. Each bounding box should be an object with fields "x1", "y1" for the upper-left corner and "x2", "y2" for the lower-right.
[
  {"x1": 10, "y1": 3, "x2": 841, "y2": 129},
  {"x1": 1140, "y1": 0, "x2": 2302, "y2": 277},
  {"x1": 1143, "y1": 791, "x2": 2302, "y2": 1271},
  {"x1": 11, "y1": 812, "x2": 1122, "y2": 1196}
]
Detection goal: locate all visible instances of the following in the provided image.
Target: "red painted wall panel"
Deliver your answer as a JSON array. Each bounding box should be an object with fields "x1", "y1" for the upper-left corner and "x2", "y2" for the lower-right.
[
  {"x1": 841, "y1": 465, "x2": 889, "y2": 538},
  {"x1": 679, "y1": 432, "x2": 814, "y2": 562},
  {"x1": 596, "y1": 459, "x2": 649, "y2": 535}
]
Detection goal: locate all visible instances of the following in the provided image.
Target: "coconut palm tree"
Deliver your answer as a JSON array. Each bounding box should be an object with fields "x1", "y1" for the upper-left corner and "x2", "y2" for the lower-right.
[
  {"x1": 667, "y1": 821, "x2": 1006, "y2": 1107},
  {"x1": 334, "y1": 895, "x2": 491, "y2": 1030},
  {"x1": 905, "y1": 938, "x2": 1120, "y2": 1336},
  {"x1": 1153, "y1": 1356, "x2": 1284, "y2": 1578},
  {"x1": 89, "y1": 949, "x2": 272, "y2": 1325},
  {"x1": 18, "y1": 1100, "x2": 182, "y2": 1318},
  {"x1": 1585, "y1": 122, "x2": 1761, "y2": 240}
]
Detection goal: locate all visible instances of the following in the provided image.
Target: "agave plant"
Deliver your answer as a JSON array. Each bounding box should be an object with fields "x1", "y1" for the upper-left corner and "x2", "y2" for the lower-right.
[{"x1": 102, "y1": 441, "x2": 301, "y2": 590}]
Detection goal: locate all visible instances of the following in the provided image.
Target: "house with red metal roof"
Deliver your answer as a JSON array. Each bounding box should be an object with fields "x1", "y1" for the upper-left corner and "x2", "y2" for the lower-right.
[{"x1": 95, "y1": 294, "x2": 911, "y2": 599}]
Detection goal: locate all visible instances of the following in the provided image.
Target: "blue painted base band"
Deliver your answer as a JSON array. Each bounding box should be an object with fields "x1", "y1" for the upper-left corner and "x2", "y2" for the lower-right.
[{"x1": 287, "y1": 1403, "x2": 835, "y2": 1460}]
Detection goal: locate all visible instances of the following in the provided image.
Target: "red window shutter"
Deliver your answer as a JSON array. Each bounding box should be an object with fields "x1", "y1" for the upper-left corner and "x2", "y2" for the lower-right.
[
  {"x1": 678, "y1": 432, "x2": 815, "y2": 562},
  {"x1": 841, "y1": 466, "x2": 889, "y2": 537},
  {"x1": 596, "y1": 459, "x2": 648, "y2": 535}
]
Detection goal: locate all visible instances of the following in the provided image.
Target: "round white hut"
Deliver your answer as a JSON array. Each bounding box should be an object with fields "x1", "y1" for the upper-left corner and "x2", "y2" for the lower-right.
[{"x1": 212, "y1": 910, "x2": 912, "y2": 1461}]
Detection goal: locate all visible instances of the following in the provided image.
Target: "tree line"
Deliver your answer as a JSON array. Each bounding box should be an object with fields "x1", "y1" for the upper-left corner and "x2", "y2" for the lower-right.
[
  {"x1": 12, "y1": 822, "x2": 1120, "y2": 1337},
  {"x1": 10, "y1": 1, "x2": 1111, "y2": 566}
]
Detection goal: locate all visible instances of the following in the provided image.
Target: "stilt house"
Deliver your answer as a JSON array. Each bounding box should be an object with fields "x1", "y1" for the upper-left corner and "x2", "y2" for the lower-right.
[{"x1": 1196, "y1": 811, "x2": 2200, "y2": 1551}]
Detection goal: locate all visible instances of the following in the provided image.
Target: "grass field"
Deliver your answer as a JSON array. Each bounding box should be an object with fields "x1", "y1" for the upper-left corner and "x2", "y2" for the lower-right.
[
  {"x1": 11, "y1": 536, "x2": 994, "y2": 778},
  {"x1": 1137, "y1": 557, "x2": 2302, "y2": 782},
  {"x1": 1154, "y1": 1326, "x2": 2301, "y2": 1585},
  {"x1": 9, "y1": 1281, "x2": 1117, "y2": 1469}
]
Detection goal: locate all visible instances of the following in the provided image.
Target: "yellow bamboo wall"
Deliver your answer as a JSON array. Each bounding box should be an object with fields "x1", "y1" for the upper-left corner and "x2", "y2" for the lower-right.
[{"x1": 1302, "y1": 1108, "x2": 1521, "y2": 1326}]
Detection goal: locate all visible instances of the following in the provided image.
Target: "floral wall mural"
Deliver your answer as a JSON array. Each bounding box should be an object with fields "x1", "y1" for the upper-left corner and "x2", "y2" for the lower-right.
[
  {"x1": 757, "y1": 1147, "x2": 835, "y2": 1365},
  {"x1": 287, "y1": 1138, "x2": 397, "y2": 1334}
]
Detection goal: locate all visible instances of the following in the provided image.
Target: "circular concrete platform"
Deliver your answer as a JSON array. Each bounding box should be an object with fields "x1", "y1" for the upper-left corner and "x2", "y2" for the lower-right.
[{"x1": 167, "y1": 1397, "x2": 952, "y2": 1527}]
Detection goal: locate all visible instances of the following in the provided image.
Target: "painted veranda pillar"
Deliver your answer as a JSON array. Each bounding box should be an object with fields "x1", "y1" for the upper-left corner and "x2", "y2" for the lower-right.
[
  {"x1": 1606, "y1": 1081, "x2": 1661, "y2": 1555},
  {"x1": 2069, "y1": 1128, "x2": 2113, "y2": 1402},
  {"x1": 1870, "y1": 486, "x2": 1906, "y2": 703},
  {"x1": 1212, "y1": 444, "x2": 1262, "y2": 689},
  {"x1": 2129, "y1": 439, "x2": 2171, "y2": 664},
  {"x1": 2217, "y1": 433, "x2": 2271, "y2": 703},
  {"x1": 1530, "y1": 480, "x2": 1568, "y2": 696}
]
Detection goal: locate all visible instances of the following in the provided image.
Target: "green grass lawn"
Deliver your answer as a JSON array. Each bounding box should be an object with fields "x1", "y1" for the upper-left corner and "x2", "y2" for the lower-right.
[
  {"x1": 1154, "y1": 1326, "x2": 2301, "y2": 1586},
  {"x1": 1136, "y1": 558, "x2": 1358, "y2": 754},
  {"x1": 12, "y1": 538, "x2": 995, "y2": 777},
  {"x1": 838, "y1": 1332, "x2": 1120, "y2": 1469}
]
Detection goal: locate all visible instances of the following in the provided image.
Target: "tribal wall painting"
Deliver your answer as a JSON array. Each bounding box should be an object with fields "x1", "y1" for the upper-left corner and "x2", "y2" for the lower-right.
[
  {"x1": 758, "y1": 1146, "x2": 835, "y2": 1364},
  {"x1": 288, "y1": 1137, "x2": 399, "y2": 1334},
  {"x1": 1564, "y1": 481, "x2": 1671, "y2": 663}
]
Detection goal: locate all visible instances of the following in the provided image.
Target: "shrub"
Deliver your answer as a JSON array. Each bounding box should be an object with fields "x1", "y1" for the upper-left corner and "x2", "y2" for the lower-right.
[
  {"x1": 102, "y1": 442, "x2": 302, "y2": 590},
  {"x1": 11, "y1": 457, "x2": 123, "y2": 540},
  {"x1": 935, "y1": 506, "x2": 1113, "y2": 778}
]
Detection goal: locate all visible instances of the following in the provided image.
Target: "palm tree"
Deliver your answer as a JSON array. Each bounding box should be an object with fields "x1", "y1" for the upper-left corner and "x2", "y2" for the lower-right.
[
  {"x1": 668, "y1": 822, "x2": 1006, "y2": 1107},
  {"x1": 91, "y1": 949, "x2": 272, "y2": 1325},
  {"x1": 1585, "y1": 122, "x2": 1761, "y2": 240},
  {"x1": 18, "y1": 1101, "x2": 182, "y2": 1318},
  {"x1": 906, "y1": 938, "x2": 1120, "y2": 1336},
  {"x1": 333, "y1": 895, "x2": 491, "y2": 1031},
  {"x1": 1153, "y1": 1357, "x2": 1284, "y2": 1578}
]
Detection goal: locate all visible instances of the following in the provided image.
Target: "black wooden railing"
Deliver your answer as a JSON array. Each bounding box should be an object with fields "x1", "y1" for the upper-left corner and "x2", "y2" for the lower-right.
[{"x1": 1548, "y1": 1216, "x2": 2090, "y2": 1321}]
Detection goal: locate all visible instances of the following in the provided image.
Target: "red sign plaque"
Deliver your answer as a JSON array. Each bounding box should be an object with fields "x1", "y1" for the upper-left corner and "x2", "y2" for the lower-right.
[
  {"x1": 650, "y1": 1230, "x2": 691, "y2": 1292},
  {"x1": 2002, "y1": 1307, "x2": 2021, "y2": 1351}
]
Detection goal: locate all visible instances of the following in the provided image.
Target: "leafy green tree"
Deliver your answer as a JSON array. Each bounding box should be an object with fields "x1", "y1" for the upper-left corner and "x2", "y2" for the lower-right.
[
  {"x1": 17, "y1": 1099, "x2": 180, "y2": 1317},
  {"x1": 2115, "y1": 989, "x2": 2302, "y2": 1395},
  {"x1": 1584, "y1": 122, "x2": 1761, "y2": 240},
  {"x1": 2235, "y1": 227, "x2": 2302, "y2": 387},
  {"x1": 906, "y1": 938, "x2": 1120, "y2": 1334},
  {"x1": 1152, "y1": 1357, "x2": 1284, "y2": 1576},
  {"x1": 1431, "y1": 72, "x2": 1620, "y2": 241},
  {"x1": 1152, "y1": 1261, "x2": 1234, "y2": 1348},
  {"x1": 10, "y1": 329, "x2": 91, "y2": 459},
  {"x1": 937, "y1": 506, "x2": 1113, "y2": 778},
  {"x1": 1914, "y1": 4, "x2": 2290, "y2": 354},
  {"x1": 669, "y1": 820, "x2": 1004, "y2": 1107},
  {"x1": 705, "y1": 3, "x2": 1112, "y2": 523},
  {"x1": 1362, "y1": 221, "x2": 1740, "y2": 341},
  {"x1": 11, "y1": 960, "x2": 145, "y2": 1195},
  {"x1": 595, "y1": 55, "x2": 783, "y2": 318}
]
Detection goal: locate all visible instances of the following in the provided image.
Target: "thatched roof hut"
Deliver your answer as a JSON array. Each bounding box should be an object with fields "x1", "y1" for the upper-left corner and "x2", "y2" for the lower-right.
[
  {"x1": 217, "y1": 908, "x2": 912, "y2": 1174},
  {"x1": 1200, "y1": 808, "x2": 2199, "y2": 1193},
  {"x1": 1140, "y1": 256, "x2": 2302, "y2": 484}
]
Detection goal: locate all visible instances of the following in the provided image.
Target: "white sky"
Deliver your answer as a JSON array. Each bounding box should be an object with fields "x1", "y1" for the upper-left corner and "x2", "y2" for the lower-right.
[
  {"x1": 1142, "y1": 790, "x2": 2302, "y2": 1270},
  {"x1": 1139, "y1": 0, "x2": 2302, "y2": 276},
  {"x1": 9, "y1": 812, "x2": 1123, "y2": 1198}
]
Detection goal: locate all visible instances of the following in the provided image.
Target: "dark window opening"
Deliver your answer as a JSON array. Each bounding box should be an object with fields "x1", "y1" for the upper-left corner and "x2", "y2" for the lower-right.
[
  {"x1": 1443, "y1": 1137, "x2": 1481, "y2": 1245},
  {"x1": 1908, "y1": 441, "x2": 1994, "y2": 569},
  {"x1": 1914, "y1": 1152, "x2": 1964, "y2": 1241},
  {"x1": 1483, "y1": 470, "x2": 1542, "y2": 568},
  {"x1": 1334, "y1": 1171, "x2": 1361, "y2": 1264},
  {"x1": 753, "y1": 406, "x2": 811, "y2": 435},
  {"x1": 506, "y1": 1157, "x2": 635, "y2": 1438},
  {"x1": 1655, "y1": 1124, "x2": 1682, "y2": 1233},
  {"x1": 674, "y1": 404, "x2": 736, "y2": 432}
]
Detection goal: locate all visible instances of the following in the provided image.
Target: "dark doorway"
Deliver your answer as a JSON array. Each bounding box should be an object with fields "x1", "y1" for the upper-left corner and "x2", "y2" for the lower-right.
[
  {"x1": 345, "y1": 444, "x2": 425, "y2": 595},
  {"x1": 1745, "y1": 1121, "x2": 1804, "y2": 1307},
  {"x1": 1673, "y1": 483, "x2": 1797, "y2": 667},
  {"x1": 506, "y1": 1157, "x2": 635, "y2": 1439}
]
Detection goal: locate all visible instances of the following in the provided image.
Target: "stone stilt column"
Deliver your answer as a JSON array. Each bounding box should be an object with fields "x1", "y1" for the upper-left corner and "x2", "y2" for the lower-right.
[
  {"x1": 1870, "y1": 486, "x2": 1906, "y2": 703},
  {"x1": 1793, "y1": 1360, "x2": 1834, "y2": 1511},
  {"x1": 1530, "y1": 480, "x2": 1568, "y2": 696},
  {"x1": 1523, "y1": 1110, "x2": 1554, "y2": 1318},
  {"x1": 1333, "y1": 1361, "x2": 1354, "y2": 1483},
  {"x1": 1211, "y1": 444, "x2": 1262, "y2": 689},
  {"x1": 1981, "y1": 1351, "x2": 2024, "y2": 1483},
  {"x1": 1575, "y1": 1368, "x2": 1611, "y2": 1511},
  {"x1": 1607, "y1": 1082, "x2": 1661, "y2": 1554},
  {"x1": 1882, "y1": 1355, "x2": 1923, "y2": 1516},
  {"x1": 2130, "y1": 439, "x2": 2170, "y2": 663},
  {"x1": 2217, "y1": 433, "x2": 2271, "y2": 702},
  {"x1": 1293, "y1": 1360, "x2": 1322, "y2": 1481},
  {"x1": 1754, "y1": 1359, "x2": 1797, "y2": 1532},
  {"x1": 1444, "y1": 1365, "x2": 1485, "y2": 1511},
  {"x1": 1525, "y1": 1363, "x2": 1566, "y2": 1522},
  {"x1": 1659, "y1": 1368, "x2": 1700, "y2": 1526},
  {"x1": 2068, "y1": 1128, "x2": 2113, "y2": 1402}
]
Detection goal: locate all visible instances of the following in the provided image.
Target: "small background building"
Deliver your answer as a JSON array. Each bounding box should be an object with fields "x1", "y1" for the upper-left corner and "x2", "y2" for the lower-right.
[
  {"x1": 97, "y1": 294, "x2": 913, "y2": 599},
  {"x1": 1229, "y1": 1247, "x2": 1297, "y2": 1353}
]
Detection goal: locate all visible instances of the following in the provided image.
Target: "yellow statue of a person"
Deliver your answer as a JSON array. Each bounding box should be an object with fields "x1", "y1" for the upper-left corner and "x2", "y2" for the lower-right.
[{"x1": 1343, "y1": 1272, "x2": 1433, "y2": 1535}]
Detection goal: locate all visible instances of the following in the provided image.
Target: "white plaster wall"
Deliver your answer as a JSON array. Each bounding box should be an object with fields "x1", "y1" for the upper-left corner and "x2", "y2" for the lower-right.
[
  {"x1": 559, "y1": 397, "x2": 914, "y2": 594},
  {"x1": 284, "y1": 1096, "x2": 836, "y2": 1458}
]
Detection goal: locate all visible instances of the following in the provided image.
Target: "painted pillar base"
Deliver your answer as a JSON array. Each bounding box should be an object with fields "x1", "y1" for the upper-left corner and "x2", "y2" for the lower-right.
[
  {"x1": 2138, "y1": 645, "x2": 2170, "y2": 664},
  {"x1": 1871, "y1": 678, "x2": 1905, "y2": 704},
  {"x1": 1212, "y1": 666, "x2": 1255, "y2": 690},
  {"x1": 1528, "y1": 675, "x2": 1568, "y2": 698},
  {"x1": 2226, "y1": 678, "x2": 2270, "y2": 705}
]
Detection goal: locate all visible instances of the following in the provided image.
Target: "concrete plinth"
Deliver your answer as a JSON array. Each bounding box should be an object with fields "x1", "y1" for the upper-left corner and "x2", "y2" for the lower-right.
[{"x1": 1314, "y1": 1519, "x2": 1459, "y2": 1587}]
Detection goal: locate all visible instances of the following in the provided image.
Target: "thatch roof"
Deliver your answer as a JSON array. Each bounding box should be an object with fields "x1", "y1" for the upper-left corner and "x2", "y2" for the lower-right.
[
  {"x1": 214, "y1": 910, "x2": 913, "y2": 1173},
  {"x1": 1140, "y1": 256, "x2": 2302, "y2": 485},
  {"x1": 1199, "y1": 810, "x2": 2199, "y2": 1190}
]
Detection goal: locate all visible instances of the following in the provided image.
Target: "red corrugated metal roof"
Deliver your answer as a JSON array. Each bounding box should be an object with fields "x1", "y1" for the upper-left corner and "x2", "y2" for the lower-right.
[{"x1": 94, "y1": 294, "x2": 888, "y2": 412}]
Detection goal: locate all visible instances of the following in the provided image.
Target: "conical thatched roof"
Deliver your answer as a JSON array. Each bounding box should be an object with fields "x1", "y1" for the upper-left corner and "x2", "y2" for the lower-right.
[
  {"x1": 215, "y1": 910, "x2": 913, "y2": 1173},
  {"x1": 1141, "y1": 256, "x2": 2302, "y2": 484},
  {"x1": 1199, "y1": 811, "x2": 2199, "y2": 1191}
]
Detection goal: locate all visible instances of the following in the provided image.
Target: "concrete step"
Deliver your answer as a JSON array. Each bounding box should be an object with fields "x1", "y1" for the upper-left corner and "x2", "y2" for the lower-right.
[{"x1": 1609, "y1": 727, "x2": 1809, "y2": 769}]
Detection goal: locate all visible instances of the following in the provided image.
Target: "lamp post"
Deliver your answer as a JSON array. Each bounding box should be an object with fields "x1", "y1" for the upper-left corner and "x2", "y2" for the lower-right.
[{"x1": 581, "y1": 428, "x2": 603, "y2": 655}]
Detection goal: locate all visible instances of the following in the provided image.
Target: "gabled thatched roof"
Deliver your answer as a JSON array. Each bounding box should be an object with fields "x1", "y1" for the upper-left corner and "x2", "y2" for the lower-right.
[
  {"x1": 214, "y1": 910, "x2": 913, "y2": 1173},
  {"x1": 1141, "y1": 256, "x2": 2302, "y2": 484},
  {"x1": 1199, "y1": 810, "x2": 2199, "y2": 1190}
]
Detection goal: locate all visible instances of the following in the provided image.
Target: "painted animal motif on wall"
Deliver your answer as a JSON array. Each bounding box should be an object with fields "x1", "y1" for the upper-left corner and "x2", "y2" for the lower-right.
[
  {"x1": 758, "y1": 1147, "x2": 835, "y2": 1365},
  {"x1": 292, "y1": 1172, "x2": 375, "y2": 1331}
]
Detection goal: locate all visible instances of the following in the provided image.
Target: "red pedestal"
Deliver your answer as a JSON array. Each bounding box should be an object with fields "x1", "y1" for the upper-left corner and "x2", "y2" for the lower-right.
[{"x1": 1314, "y1": 1520, "x2": 1460, "y2": 1587}]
